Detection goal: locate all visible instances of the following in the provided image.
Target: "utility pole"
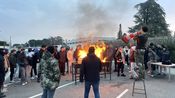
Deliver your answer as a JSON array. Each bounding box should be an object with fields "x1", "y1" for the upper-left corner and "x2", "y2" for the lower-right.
[{"x1": 9, "y1": 36, "x2": 12, "y2": 50}]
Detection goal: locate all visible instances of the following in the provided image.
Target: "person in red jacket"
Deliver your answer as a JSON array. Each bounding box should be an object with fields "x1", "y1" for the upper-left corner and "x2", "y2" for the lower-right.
[{"x1": 115, "y1": 47, "x2": 126, "y2": 77}]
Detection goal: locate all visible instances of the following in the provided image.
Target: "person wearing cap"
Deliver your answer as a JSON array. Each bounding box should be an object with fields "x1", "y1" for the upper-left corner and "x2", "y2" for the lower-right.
[{"x1": 80, "y1": 46, "x2": 102, "y2": 98}]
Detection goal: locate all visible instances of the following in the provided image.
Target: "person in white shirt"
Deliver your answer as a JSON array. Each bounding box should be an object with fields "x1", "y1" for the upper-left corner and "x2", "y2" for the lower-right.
[
  {"x1": 26, "y1": 48, "x2": 34, "y2": 80},
  {"x1": 67, "y1": 48, "x2": 74, "y2": 74}
]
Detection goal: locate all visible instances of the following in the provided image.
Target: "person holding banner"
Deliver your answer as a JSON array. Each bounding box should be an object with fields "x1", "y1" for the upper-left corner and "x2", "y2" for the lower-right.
[{"x1": 122, "y1": 26, "x2": 148, "y2": 79}]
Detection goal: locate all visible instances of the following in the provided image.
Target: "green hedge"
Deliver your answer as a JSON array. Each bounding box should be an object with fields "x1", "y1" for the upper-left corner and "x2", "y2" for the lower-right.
[{"x1": 149, "y1": 37, "x2": 175, "y2": 63}]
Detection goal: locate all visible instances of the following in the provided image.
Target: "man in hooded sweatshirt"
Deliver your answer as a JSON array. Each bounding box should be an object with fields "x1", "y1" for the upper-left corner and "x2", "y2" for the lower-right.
[
  {"x1": 80, "y1": 46, "x2": 102, "y2": 98},
  {"x1": 39, "y1": 46, "x2": 61, "y2": 98}
]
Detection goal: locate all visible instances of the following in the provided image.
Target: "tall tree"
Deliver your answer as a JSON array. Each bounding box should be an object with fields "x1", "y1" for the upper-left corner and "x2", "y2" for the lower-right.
[{"x1": 129, "y1": 0, "x2": 171, "y2": 37}]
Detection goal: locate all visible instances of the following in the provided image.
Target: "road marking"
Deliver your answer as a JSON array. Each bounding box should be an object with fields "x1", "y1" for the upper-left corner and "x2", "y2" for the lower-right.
[
  {"x1": 29, "y1": 81, "x2": 75, "y2": 98},
  {"x1": 116, "y1": 89, "x2": 128, "y2": 98}
]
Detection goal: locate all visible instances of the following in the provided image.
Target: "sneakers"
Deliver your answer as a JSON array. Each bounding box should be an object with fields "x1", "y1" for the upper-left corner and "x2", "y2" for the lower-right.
[
  {"x1": 3, "y1": 84, "x2": 7, "y2": 88},
  {"x1": 117, "y1": 74, "x2": 120, "y2": 77},
  {"x1": 31, "y1": 77, "x2": 35, "y2": 80},
  {"x1": 121, "y1": 74, "x2": 126, "y2": 77},
  {"x1": 1, "y1": 88, "x2": 8, "y2": 93},
  {"x1": 22, "y1": 82, "x2": 27, "y2": 86},
  {"x1": 9, "y1": 80, "x2": 15, "y2": 83}
]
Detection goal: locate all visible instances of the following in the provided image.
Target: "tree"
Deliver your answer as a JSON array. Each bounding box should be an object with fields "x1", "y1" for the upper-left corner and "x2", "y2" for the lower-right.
[
  {"x1": 13, "y1": 44, "x2": 21, "y2": 47},
  {"x1": 0, "y1": 41, "x2": 9, "y2": 46},
  {"x1": 27, "y1": 36, "x2": 64, "y2": 47},
  {"x1": 129, "y1": 0, "x2": 171, "y2": 37}
]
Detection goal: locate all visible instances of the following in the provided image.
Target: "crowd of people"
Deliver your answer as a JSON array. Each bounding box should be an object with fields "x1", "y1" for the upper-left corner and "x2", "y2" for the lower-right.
[{"x1": 0, "y1": 26, "x2": 173, "y2": 98}]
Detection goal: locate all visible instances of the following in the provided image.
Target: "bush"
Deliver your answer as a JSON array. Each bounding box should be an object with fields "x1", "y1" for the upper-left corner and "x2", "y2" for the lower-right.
[{"x1": 149, "y1": 37, "x2": 175, "y2": 63}]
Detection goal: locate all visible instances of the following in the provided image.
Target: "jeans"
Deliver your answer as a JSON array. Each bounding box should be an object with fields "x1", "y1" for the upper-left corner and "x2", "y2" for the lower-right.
[
  {"x1": 10, "y1": 66, "x2": 15, "y2": 81},
  {"x1": 135, "y1": 49, "x2": 145, "y2": 79},
  {"x1": 117, "y1": 62, "x2": 124, "y2": 75},
  {"x1": 20, "y1": 65, "x2": 32, "y2": 83},
  {"x1": 41, "y1": 88, "x2": 56, "y2": 98},
  {"x1": 84, "y1": 81, "x2": 100, "y2": 98},
  {"x1": 20, "y1": 66, "x2": 26, "y2": 83},
  {"x1": 31, "y1": 62, "x2": 37, "y2": 77},
  {"x1": 59, "y1": 61, "x2": 65, "y2": 74}
]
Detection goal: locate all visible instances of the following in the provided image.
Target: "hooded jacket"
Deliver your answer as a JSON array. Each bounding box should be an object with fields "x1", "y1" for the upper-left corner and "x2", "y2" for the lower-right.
[
  {"x1": 39, "y1": 51, "x2": 61, "y2": 90},
  {"x1": 80, "y1": 53, "x2": 102, "y2": 82}
]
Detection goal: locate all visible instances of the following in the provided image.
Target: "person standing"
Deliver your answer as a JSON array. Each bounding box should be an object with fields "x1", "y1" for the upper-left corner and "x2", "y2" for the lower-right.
[
  {"x1": 73, "y1": 45, "x2": 82, "y2": 63},
  {"x1": 115, "y1": 47, "x2": 126, "y2": 77},
  {"x1": 26, "y1": 48, "x2": 34, "y2": 79},
  {"x1": 2, "y1": 49, "x2": 10, "y2": 93},
  {"x1": 134, "y1": 26, "x2": 148, "y2": 79},
  {"x1": 37, "y1": 45, "x2": 47, "y2": 82},
  {"x1": 113, "y1": 48, "x2": 118, "y2": 72},
  {"x1": 161, "y1": 47, "x2": 171, "y2": 64},
  {"x1": 3, "y1": 50, "x2": 10, "y2": 74},
  {"x1": 103, "y1": 44, "x2": 113, "y2": 72},
  {"x1": 80, "y1": 47, "x2": 102, "y2": 98},
  {"x1": 31, "y1": 49, "x2": 39, "y2": 79},
  {"x1": 129, "y1": 46, "x2": 139, "y2": 79},
  {"x1": 39, "y1": 46, "x2": 60, "y2": 98},
  {"x1": 67, "y1": 48, "x2": 74, "y2": 74},
  {"x1": 123, "y1": 46, "x2": 129, "y2": 67},
  {"x1": 58, "y1": 47, "x2": 67, "y2": 75},
  {"x1": 18, "y1": 48, "x2": 28, "y2": 85},
  {"x1": 16, "y1": 47, "x2": 22, "y2": 79},
  {"x1": 147, "y1": 47, "x2": 157, "y2": 75},
  {"x1": 0, "y1": 50, "x2": 6, "y2": 98},
  {"x1": 9, "y1": 49, "x2": 17, "y2": 83}
]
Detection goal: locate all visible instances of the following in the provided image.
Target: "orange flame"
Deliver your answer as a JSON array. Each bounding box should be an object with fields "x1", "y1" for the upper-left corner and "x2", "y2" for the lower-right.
[
  {"x1": 102, "y1": 57, "x2": 107, "y2": 63},
  {"x1": 78, "y1": 42, "x2": 107, "y2": 62},
  {"x1": 78, "y1": 50, "x2": 87, "y2": 59}
]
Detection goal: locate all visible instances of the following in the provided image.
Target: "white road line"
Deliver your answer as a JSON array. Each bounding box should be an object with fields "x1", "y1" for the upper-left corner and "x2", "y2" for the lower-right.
[
  {"x1": 29, "y1": 81, "x2": 75, "y2": 98},
  {"x1": 116, "y1": 89, "x2": 129, "y2": 98}
]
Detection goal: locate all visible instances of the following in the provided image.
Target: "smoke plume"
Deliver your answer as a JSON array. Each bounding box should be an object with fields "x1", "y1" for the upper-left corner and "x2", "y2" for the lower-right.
[{"x1": 75, "y1": 0, "x2": 129, "y2": 39}]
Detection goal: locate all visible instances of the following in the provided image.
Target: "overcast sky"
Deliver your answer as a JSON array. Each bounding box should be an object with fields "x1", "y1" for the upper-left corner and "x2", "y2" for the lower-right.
[{"x1": 0, "y1": 0, "x2": 174, "y2": 44}]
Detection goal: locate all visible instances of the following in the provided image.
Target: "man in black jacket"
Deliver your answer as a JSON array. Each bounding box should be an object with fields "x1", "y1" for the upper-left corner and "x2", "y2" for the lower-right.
[{"x1": 80, "y1": 47, "x2": 102, "y2": 98}]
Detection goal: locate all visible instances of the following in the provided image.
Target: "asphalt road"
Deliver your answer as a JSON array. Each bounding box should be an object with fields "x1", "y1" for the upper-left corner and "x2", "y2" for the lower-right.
[{"x1": 4, "y1": 69, "x2": 175, "y2": 98}]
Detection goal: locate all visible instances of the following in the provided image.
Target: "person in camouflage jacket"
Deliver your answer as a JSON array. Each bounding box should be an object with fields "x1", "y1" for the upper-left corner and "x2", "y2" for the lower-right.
[{"x1": 38, "y1": 46, "x2": 61, "y2": 98}]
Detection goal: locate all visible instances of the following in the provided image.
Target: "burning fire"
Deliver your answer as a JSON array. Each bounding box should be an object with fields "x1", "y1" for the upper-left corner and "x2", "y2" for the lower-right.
[
  {"x1": 79, "y1": 50, "x2": 87, "y2": 59},
  {"x1": 102, "y1": 57, "x2": 107, "y2": 63},
  {"x1": 78, "y1": 42, "x2": 107, "y2": 62}
]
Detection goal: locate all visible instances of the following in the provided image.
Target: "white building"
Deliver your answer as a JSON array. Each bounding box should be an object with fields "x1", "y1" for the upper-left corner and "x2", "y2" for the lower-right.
[{"x1": 66, "y1": 37, "x2": 116, "y2": 49}]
